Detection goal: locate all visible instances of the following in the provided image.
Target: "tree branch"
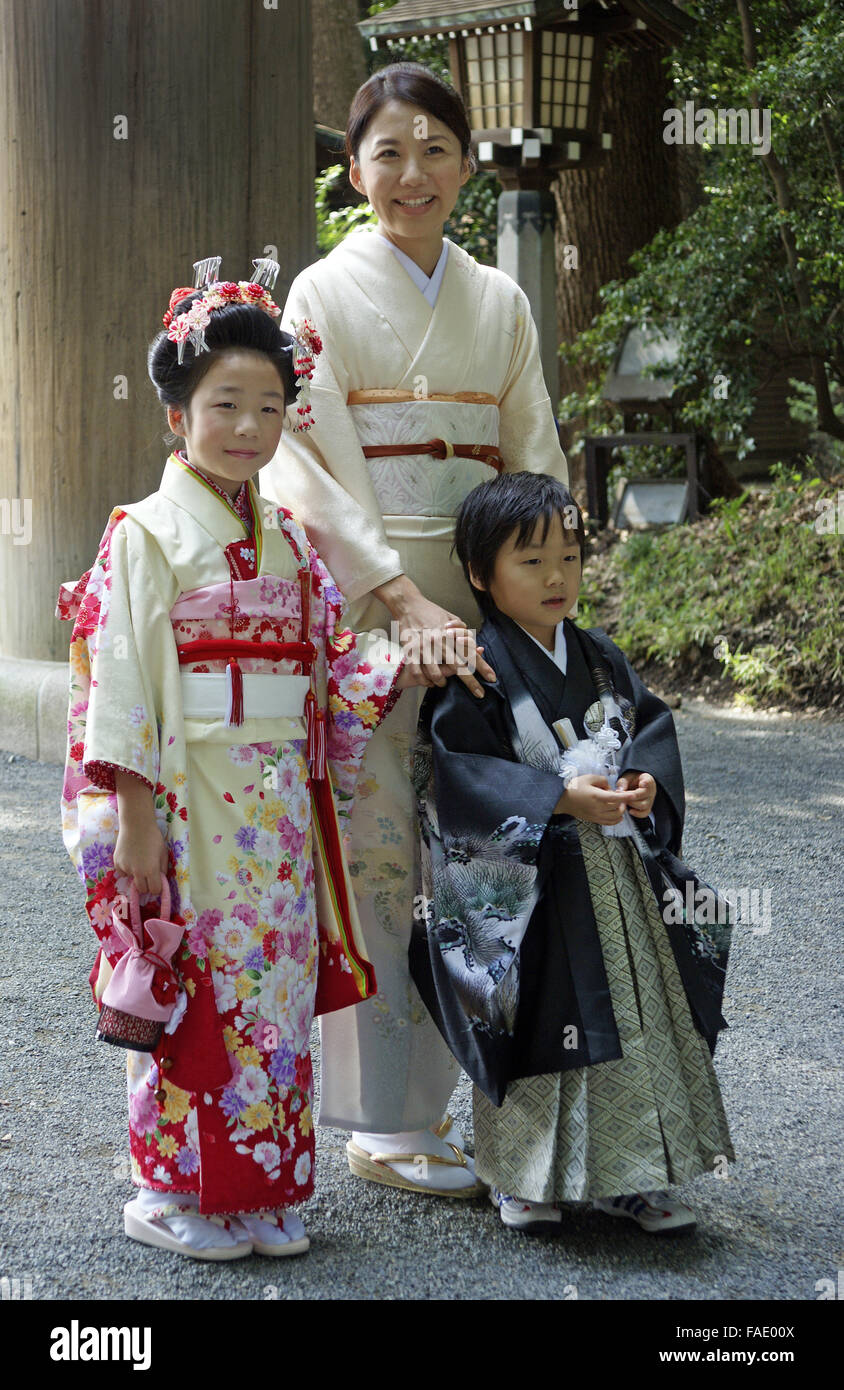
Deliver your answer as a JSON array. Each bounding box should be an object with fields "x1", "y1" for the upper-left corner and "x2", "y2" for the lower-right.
[{"x1": 819, "y1": 111, "x2": 844, "y2": 198}]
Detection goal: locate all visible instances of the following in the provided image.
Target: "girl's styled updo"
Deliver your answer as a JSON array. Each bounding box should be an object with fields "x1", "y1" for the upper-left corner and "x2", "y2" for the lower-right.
[
  {"x1": 147, "y1": 292, "x2": 299, "y2": 415},
  {"x1": 345, "y1": 62, "x2": 477, "y2": 172}
]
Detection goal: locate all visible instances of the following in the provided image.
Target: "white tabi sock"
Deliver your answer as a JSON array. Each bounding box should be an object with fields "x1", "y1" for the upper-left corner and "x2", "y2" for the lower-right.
[
  {"x1": 231, "y1": 1211, "x2": 307, "y2": 1246},
  {"x1": 351, "y1": 1127, "x2": 478, "y2": 1191},
  {"x1": 132, "y1": 1187, "x2": 246, "y2": 1251}
]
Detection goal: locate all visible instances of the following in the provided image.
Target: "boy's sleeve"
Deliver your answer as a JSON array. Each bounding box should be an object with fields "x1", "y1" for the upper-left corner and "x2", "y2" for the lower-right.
[
  {"x1": 427, "y1": 676, "x2": 566, "y2": 852},
  {"x1": 410, "y1": 677, "x2": 569, "y2": 1081}
]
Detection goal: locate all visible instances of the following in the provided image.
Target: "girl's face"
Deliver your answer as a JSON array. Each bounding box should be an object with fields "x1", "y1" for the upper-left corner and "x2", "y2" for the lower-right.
[
  {"x1": 349, "y1": 99, "x2": 470, "y2": 264},
  {"x1": 470, "y1": 512, "x2": 583, "y2": 651},
  {"x1": 167, "y1": 350, "x2": 286, "y2": 497}
]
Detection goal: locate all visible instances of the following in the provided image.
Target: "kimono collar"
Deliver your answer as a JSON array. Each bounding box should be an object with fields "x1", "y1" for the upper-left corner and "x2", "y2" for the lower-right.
[
  {"x1": 160, "y1": 451, "x2": 264, "y2": 573},
  {"x1": 515, "y1": 620, "x2": 568, "y2": 674},
  {"x1": 376, "y1": 234, "x2": 449, "y2": 308},
  {"x1": 336, "y1": 228, "x2": 464, "y2": 368}
]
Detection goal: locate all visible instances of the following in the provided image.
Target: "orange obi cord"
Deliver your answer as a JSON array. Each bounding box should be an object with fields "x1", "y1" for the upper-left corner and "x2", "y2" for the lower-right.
[
  {"x1": 360, "y1": 439, "x2": 504, "y2": 473},
  {"x1": 347, "y1": 389, "x2": 498, "y2": 406}
]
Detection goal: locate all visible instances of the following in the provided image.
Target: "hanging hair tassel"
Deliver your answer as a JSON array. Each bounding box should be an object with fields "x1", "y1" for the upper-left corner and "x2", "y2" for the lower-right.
[
  {"x1": 225, "y1": 657, "x2": 245, "y2": 727},
  {"x1": 305, "y1": 688, "x2": 327, "y2": 781}
]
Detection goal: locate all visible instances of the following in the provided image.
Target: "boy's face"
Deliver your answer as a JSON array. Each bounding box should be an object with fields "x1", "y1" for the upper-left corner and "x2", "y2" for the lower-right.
[{"x1": 470, "y1": 511, "x2": 582, "y2": 650}]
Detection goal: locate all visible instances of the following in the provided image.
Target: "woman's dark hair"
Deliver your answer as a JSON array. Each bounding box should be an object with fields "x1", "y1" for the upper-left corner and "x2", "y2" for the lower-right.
[
  {"x1": 345, "y1": 62, "x2": 476, "y2": 171},
  {"x1": 148, "y1": 292, "x2": 299, "y2": 415},
  {"x1": 453, "y1": 472, "x2": 586, "y2": 615}
]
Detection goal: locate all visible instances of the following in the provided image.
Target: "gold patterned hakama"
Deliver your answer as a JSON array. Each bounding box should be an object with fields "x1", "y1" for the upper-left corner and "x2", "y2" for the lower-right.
[{"x1": 473, "y1": 822, "x2": 734, "y2": 1202}]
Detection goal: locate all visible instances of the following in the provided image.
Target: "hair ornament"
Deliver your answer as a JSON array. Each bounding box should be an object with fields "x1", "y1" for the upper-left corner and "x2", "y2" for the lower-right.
[
  {"x1": 193, "y1": 256, "x2": 222, "y2": 289},
  {"x1": 289, "y1": 319, "x2": 323, "y2": 432},
  {"x1": 163, "y1": 254, "x2": 283, "y2": 365},
  {"x1": 251, "y1": 257, "x2": 281, "y2": 291},
  {"x1": 162, "y1": 287, "x2": 195, "y2": 330}
]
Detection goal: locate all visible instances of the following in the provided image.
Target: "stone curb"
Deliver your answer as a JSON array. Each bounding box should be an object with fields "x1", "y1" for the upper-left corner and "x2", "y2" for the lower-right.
[{"x1": 0, "y1": 657, "x2": 68, "y2": 765}]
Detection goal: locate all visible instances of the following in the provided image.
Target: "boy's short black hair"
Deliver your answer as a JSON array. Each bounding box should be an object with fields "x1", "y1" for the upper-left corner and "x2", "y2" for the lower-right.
[{"x1": 453, "y1": 472, "x2": 585, "y2": 615}]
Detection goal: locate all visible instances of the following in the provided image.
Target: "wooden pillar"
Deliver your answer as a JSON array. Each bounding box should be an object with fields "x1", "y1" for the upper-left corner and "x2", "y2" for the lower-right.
[{"x1": 0, "y1": 0, "x2": 313, "y2": 661}]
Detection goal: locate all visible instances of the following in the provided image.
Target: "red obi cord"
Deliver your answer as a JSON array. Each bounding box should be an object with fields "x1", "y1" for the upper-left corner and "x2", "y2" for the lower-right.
[
  {"x1": 176, "y1": 639, "x2": 315, "y2": 667},
  {"x1": 175, "y1": 639, "x2": 324, "y2": 773}
]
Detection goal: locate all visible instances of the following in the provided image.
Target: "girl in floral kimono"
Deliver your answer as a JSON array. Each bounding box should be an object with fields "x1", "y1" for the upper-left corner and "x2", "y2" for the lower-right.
[
  {"x1": 59, "y1": 259, "x2": 414, "y2": 1260},
  {"x1": 411, "y1": 472, "x2": 734, "y2": 1234}
]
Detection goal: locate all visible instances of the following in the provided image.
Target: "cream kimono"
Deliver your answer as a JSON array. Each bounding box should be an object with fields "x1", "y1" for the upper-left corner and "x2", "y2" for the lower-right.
[
  {"x1": 261, "y1": 228, "x2": 569, "y2": 1132},
  {"x1": 59, "y1": 454, "x2": 402, "y2": 1213}
]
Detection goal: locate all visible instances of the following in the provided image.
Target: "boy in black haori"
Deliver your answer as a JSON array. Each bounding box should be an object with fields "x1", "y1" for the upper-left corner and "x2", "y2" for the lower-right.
[{"x1": 410, "y1": 472, "x2": 734, "y2": 1233}]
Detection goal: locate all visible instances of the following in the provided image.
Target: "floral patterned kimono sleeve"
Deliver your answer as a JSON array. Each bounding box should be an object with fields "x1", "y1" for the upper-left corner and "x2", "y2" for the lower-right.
[
  {"x1": 296, "y1": 529, "x2": 404, "y2": 821},
  {"x1": 66, "y1": 514, "x2": 180, "y2": 794}
]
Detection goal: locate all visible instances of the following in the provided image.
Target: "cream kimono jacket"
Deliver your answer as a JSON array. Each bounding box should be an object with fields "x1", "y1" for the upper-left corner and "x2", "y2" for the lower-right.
[{"x1": 261, "y1": 227, "x2": 568, "y2": 625}]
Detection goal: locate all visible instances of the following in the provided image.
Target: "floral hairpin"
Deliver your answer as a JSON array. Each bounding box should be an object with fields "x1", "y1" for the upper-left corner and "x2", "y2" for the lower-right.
[
  {"x1": 162, "y1": 256, "x2": 282, "y2": 365},
  {"x1": 289, "y1": 319, "x2": 323, "y2": 432}
]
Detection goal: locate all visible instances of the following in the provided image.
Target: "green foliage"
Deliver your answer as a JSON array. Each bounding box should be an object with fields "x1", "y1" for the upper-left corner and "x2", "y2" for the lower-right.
[
  {"x1": 560, "y1": 0, "x2": 844, "y2": 455},
  {"x1": 580, "y1": 462, "x2": 844, "y2": 708},
  {"x1": 315, "y1": 165, "x2": 377, "y2": 257}
]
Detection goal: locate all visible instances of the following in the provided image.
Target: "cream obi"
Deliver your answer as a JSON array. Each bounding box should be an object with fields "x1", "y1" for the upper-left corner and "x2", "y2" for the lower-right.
[
  {"x1": 346, "y1": 390, "x2": 497, "y2": 627},
  {"x1": 348, "y1": 390, "x2": 500, "y2": 517}
]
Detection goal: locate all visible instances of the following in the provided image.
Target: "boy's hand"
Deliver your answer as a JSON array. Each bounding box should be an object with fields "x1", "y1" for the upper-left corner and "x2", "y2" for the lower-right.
[
  {"x1": 555, "y1": 775, "x2": 638, "y2": 826},
  {"x1": 616, "y1": 770, "x2": 657, "y2": 817}
]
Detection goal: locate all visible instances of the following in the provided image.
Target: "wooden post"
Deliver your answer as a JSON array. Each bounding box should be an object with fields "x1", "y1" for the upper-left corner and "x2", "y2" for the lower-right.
[{"x1": 0, "y1": 0, "x2": 313, "y2": 661}]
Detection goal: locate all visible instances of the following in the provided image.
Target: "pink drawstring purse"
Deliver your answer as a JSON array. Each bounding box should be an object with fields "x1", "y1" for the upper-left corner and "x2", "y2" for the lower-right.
[{"x1": 96, "y1": 876, "x2": 184, "y2": 1052}]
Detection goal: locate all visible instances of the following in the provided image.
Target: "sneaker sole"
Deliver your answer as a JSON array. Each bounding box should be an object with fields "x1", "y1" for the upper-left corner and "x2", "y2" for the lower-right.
[
  {"x1": 593, "y1": 1204, "x2": 696, "y2": 1235},
  {"x1": 499, "y1": 1216, "x2": 563, "y2": 1235}
]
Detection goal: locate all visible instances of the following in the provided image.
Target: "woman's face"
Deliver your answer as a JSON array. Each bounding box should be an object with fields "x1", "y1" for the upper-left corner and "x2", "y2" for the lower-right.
[{"x1": 349, "y1": 99, "x2": 470, "y2": 256}]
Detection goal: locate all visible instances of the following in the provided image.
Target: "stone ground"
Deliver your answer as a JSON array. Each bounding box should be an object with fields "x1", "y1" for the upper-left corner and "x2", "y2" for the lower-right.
[{"x1": 0, "y1": 700, "x2": 841, "y2": 1304}]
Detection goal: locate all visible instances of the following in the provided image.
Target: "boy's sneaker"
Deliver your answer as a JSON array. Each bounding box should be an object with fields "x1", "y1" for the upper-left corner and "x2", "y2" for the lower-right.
[
  {"x1": 489, "y1": 1185, "x2": 562, "y2": 1234},
  {"x1": 593, "y1": 1190, "x2": 696, "y2": 1233}
]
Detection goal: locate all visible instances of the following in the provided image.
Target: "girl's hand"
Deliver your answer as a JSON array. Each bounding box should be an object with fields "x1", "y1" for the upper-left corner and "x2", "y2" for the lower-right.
[
  {"x1": 554, "y1": 775, "x2": 638, "y2": 826},
  {"x1": 616, "y1": 771, "x2": 657, "y2": 817},
  {"x1": 113, "y1": 820, "x2": 169, "y2": 896},
  {"x1": 114, "y1": 771, "x2": 169, "y2": 895},
  {"x1": 373, "y1": 575, "x2": 496, "y2": 697}
]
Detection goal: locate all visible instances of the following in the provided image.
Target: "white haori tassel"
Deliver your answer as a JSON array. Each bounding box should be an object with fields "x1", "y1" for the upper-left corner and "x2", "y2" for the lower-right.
[
  {"x1": 557, "y1": 721, "x2": 633, "y2": 838},
  {"x1": 592, "y1": 723, "x2": 632, "y2": 837}
]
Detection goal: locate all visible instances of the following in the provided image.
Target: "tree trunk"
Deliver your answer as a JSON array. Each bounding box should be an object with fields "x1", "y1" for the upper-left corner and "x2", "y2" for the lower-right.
[
  {"x1": 311, "y1": 0, "x2": 368, "y2": 130},
  {"x1": 0, "y1": 0, "x2": 313, "y2": 661}
]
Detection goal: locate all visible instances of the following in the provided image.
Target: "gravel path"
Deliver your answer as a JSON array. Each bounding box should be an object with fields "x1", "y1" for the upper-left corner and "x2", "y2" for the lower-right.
[{"x1": 1, "y1": 700, "x2": 841, "y2": 1302}]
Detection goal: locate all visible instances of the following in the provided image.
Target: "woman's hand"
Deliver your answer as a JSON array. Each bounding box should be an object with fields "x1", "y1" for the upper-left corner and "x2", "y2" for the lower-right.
[
  {"x1": 373, "y1": 574, "x2": 495, "y2": 697},
  {"x1": 554, "y1": 775, "x2": 638, "y2": 826},
  {"x1": 616, "y1": 771, "x2": 656, "y2": 817},
  {"x1": 114, "y1": 772, "x2": 169, "y2": 895}
]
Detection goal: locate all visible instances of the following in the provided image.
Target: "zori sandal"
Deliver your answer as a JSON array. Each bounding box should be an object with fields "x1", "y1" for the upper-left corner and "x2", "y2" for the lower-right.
[
  {"x1": 431, "y1": 1112, "x2": 471, "y2": 1152},
  {"x1": 346, "y1": 1139, "x2": 487, "y2": 1198},
  {"x1": 230, "y1": 1211, "x2": 310, "y2": 1257},
  {"x1": 124, "y1": 1196, "x2": 254, "y2": 1261}
]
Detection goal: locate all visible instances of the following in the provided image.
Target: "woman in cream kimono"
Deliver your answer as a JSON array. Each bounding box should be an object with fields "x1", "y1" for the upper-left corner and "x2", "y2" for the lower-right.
[{"x1": 262, "y1": 63, "x2": 568, "y2": 1195}]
